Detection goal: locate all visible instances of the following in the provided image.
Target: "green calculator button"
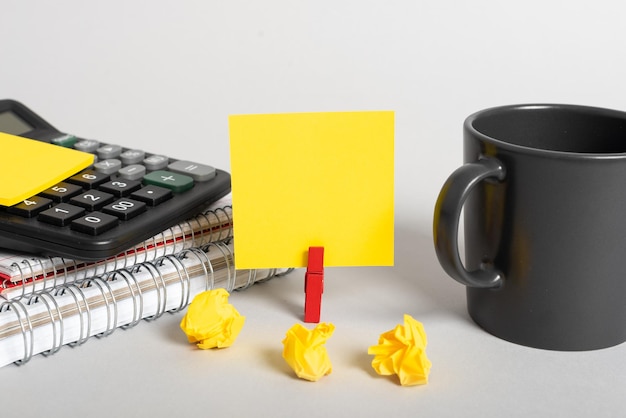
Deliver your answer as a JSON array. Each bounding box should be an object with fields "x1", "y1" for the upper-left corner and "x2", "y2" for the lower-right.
[
  {"x1": 142, "y1": 170, "x2": 194, "y2": 193},
  {"x1": 51, "y1": 134, "x2": 78, "y2": 148}
]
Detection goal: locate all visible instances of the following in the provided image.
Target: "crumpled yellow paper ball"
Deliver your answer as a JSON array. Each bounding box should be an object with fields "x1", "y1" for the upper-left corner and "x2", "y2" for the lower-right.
[
  {"x1": 179, "y1": 289, "x2": 245, "y2": 349},
  {"x1": 368, "y1": 314, "x2": 432, "y2": 386},
  {"x1": 282, "y1": 322, "x2": 335, "y2": 382}
]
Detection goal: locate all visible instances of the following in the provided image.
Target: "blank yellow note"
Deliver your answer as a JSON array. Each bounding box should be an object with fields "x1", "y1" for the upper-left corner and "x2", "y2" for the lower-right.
[
  {"x1": 229, "y1": 111, "x2": 394, "y2": 269},
  {"x1": 0, "y1": 132, "x2": 94, "y2": 206}
]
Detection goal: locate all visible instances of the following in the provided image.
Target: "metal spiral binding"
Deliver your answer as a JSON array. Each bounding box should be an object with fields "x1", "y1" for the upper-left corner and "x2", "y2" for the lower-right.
[
  {"x1": 40, "y1": 257, "x2": 61, "y2": 296},
  {"x1": 110, "y1": 269, "x2": 144, "y2": 329},
  {"x1": 57, "y1": 284, "x2": 92, "y2": 347},
  {"x1": 112, "y1": 248, "x2": 130, "y2": 273},
  {"x1": 82, "y1": 277, "x2": 118, "y2": 338},
  {"x1": 178, "y1": 247, "x2": 212, "y2": 292},
  {"x1": 182, "y1": 218, "x2": 195, "y2": 248},
  {"x1": 242, "y1": 269, "x2": 256, "y2": 291},
  {"x1": 2, "y1": 204, "x2": 233, "y2": 301},
  {"x1": 135, "y1": 261, "x2": 168, "y2": 321},
  {"x1": 30, "y1": 292, "x2": 64, "y2": 357},
  {"x1": 209, "y1": 240, "x2": 236, "y2": 292},
  {"x1": 0, "y1": 299, "x2": 33, "y2": 365},
  {"x1": 0, "y1": 237, "x2": 296, "y2": 367},
  {"x1": 66, "y1": 258, "x2": 84, "y2": 283},
  {"x1": 196, "y1": 213, "x2": 211, "y2": 245},
  {"x1": 23, "y1": 260, "x2": 40, "y2": 295},
  {"x1": 141, "y1": 232, "x2": 161, "y2": 265},
  {"x1": 197, "y1": 246, "x2": 215, "y2": 291},
  {"x1": 212, "y1": 205, "x2": 233, "y2": 242},
  {"x1": 160, "y1": 253, "x2": 191, "y2": 313},
  {"x1": 198, "y1": 211, "x2": 215, "y2": 245},
  {"x1": 8, "y1": 263, "x2": 27, "y2": 300},
  {"x1": 11, "y1": 259, "x2": 38, "y2": 299},
  {"x1": 224, "y1": 241, "x2": 236, "y2": 291},
  {"x1": 109, "y1": 249, "x2": 125, "y2": 273}
]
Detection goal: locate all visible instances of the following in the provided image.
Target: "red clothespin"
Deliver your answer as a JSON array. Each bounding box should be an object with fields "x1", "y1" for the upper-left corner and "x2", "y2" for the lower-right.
[{"x1": 304, "y1": 246, "x2": 324, "y2": 323}]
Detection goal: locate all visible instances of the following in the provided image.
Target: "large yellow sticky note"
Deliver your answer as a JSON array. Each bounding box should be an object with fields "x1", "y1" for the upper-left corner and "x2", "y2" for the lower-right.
[
  {"x1": 0, "y1": 132, "x2": 94, "y2": 206},
  {"x1": 229, "y1": 111, "x2": 394, "y2": 269}
]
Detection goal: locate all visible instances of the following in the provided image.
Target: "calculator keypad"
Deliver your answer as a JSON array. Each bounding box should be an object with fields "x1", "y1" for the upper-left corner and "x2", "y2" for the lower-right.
[
  {"x1": 7, "y1": 196, "x2": 53, "y2": 218},
  {"x1": 94, "y1": 159, "x2": 122, "y2": 174},
  {"x1": 18, "y1": 150, "x2": 196, "y2": 235},
  {"x1": 70, "y1": 190, "x2": 115, "y2": 211},
  {"x1": 3, "y1": 141, "x2": 223, "y2": 239},
  {"x1": 67, "y1": 170, "x2": 110, "y2": 189},
  {"x1": 39, "y1": 182, "x2": 83, "y2": 202},
  {"x1": 71, "y1": 211, "x2": 119, "y2": 235},
  {"x1": 130, "y1": 185, "x2": 172, "y2": 206},
  {"x1": 0, "y1": 99, "x2": 231, "y2": 260},
  {"x1": 143, "y1": 171, "x2": 194, "y2": 193},
  {"x1": 99, "y1": 179, "x2": 142, "y2": 197},
  {"x1": 39, "y1": 203, "x2": 85, "y2": 227}
]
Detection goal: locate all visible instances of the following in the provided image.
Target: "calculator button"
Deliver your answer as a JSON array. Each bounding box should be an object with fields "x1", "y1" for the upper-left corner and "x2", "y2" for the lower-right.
[
  {"x1": 39, "y1": 182, "x2": 83, "y2": 203},
  {"x1": 51, "y1": 134, "x2": 78, "y2": 148},
  {"x1": 8, "y1": 196, "x2": 53, "y2": 218},
  {"x1": 120, "y1": 149, "x2": 145, "y2": 165},
  {"x1": 71, "y1": 212, "x2": 119, "y2": 235},
  {"x1": 143, "y1": 155, "x2": 169, "y2": 170},
  {"x1": 143, "y1": 170, "x2": 194, "y2": 193},
  {"x1": 97, "y1": 144, "x2": 122, "y2": 159},
  {"x1": 130, "y1": 185, "x2": 172, "y2": 206},
  {"x1": 102, "y1": 198, "x2": 147, "y2": 220},
  {"x1": 168, "y1": 160, "x2": 216, "y2": 182},
  {"x1": 99, "y1": 179, "x2": 141, "y2": 197},
  {"x1": 74, "y1": 139, "x2": 100, "y2": 153},
  {"x1": 67, "y1": 170, "x2": 110, "y2": 189},
  {"x1": 70, "y1": 190, "x2": 115, "y2": 211},
  {"x1": 94, "y1": 159, "x2": 122, "y2": 175},
  {"x1": 118, "y1": 164, "x2": 146, "y2": 181},
  {"x1": 38, "y1": 203, "x2": 85, "y2": 226}
]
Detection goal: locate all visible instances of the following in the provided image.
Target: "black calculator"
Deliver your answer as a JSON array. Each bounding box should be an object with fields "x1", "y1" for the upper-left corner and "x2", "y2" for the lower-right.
[{"x1": 0, "y1": 99, "x2": 231, "y2": 260}]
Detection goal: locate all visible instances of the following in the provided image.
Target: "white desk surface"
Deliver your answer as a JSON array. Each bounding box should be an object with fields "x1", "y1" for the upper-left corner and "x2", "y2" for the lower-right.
[{"x1": 3, "y1": 1, "x2": 626, "y2": 416}]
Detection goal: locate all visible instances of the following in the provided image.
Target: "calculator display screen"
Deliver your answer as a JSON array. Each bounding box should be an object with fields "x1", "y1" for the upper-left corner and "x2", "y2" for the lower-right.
[{"x1": 0, "y1": 110, "x2": 33, "y2": 135}]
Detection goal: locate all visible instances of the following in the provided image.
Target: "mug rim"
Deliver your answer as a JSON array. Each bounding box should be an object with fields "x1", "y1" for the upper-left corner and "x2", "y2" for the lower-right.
[{"x1": 465, "y1": 103, "x2": 626, "y2": 160}]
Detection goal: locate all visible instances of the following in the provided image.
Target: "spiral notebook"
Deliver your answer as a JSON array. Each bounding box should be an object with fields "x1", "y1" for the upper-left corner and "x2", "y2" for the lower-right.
[
  {"x1": 0, "y1": 194, "x2": 233, "y2": 300},
  {"x1": 0, "y1": 240, "x2": 292, "y2": 368}
]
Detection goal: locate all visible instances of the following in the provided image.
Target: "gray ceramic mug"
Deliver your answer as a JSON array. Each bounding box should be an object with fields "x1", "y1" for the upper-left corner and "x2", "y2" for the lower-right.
[{"x1": 434, "y1": 104, "x2": 626, "y2": 351}]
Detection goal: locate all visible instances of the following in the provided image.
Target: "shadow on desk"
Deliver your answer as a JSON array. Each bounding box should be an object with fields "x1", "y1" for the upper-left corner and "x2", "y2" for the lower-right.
[{"x1": 394, "y1": 222, "x2": 468, "y2": 320}]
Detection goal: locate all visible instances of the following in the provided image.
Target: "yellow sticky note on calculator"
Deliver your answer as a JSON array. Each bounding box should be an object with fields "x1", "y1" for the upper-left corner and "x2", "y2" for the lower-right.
[
  {"x1": 229, "y1": 111, "x2": 394, "y2": 269},
  {"x1": 0, "y1": 132, "x2": 94, "y2": 206}
]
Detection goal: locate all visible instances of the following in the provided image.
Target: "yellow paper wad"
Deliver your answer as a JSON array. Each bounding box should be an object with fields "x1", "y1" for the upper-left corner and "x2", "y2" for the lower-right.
[{"x1": 229, "y1": 111, "x2": 394, "y2": 269}]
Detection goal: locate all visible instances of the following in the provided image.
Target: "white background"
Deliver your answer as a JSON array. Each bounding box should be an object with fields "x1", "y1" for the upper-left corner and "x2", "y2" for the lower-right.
[{"x1": 2, "y1": 1, "x2": 626, "y2": 416}]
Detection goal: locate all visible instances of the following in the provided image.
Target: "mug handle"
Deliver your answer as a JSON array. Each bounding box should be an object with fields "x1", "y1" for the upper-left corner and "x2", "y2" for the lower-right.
[{"x1": 433, "y1": 157, "x2": 506, "y2": 288}]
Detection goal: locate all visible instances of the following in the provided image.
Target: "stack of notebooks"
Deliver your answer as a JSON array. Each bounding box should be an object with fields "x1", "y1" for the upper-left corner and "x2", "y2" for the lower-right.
[{"x1": 0, "y1": 194, "x2": 291, "y2": 367}]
